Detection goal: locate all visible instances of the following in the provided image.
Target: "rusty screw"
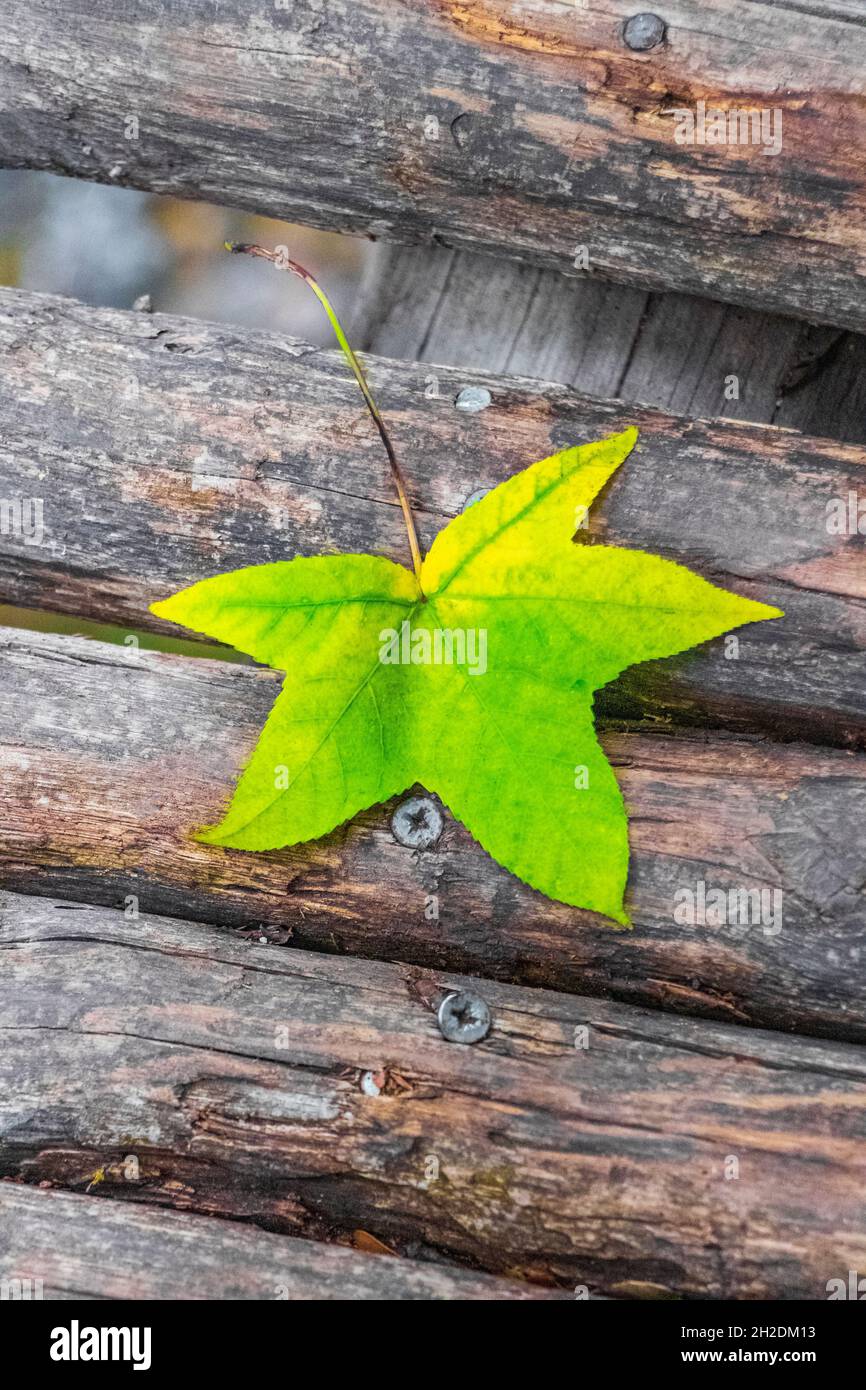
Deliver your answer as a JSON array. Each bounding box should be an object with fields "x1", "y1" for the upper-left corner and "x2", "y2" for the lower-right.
[
  {"x1": 437, "y1": 990, "x2": 492, "y2": 1045},
  {"x1": 391, "y1": 796, "x2": 443, "y2": 850},
  {"x1": 622, "y1": 13, "x2": 666, "y2": 50}
]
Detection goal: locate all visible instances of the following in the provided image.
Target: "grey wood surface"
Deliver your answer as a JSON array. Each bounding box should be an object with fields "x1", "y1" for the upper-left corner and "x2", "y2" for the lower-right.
[
  {"x1": 353, "y1": 244, "x2": 866, "y2": 445},
  {"x1": 2, "y1": 891, "x2": 865, "y2": 1298},
  {"x1": 1, "y1": 289, "x2": 864, "y2": 749},
  {"x1": 1, "y1": 627, "x2": 864, "y2": 1041},
  {"x1": 0, "y1": 1184, "x2": 564, "y2": 1300},
  {"x1": 1, "y1": 1, "x2": 865, "y2": 328}
]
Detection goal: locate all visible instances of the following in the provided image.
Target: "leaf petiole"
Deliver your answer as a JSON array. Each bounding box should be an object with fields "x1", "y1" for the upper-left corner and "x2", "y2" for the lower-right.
[{"x1": 225, "y1": 241, "x2": 424, "y2": 588}]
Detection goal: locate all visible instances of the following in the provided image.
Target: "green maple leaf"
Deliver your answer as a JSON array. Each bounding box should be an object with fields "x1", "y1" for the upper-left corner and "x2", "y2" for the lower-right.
[{"x1": 151, "y1": 427, "x2": 781, "y2": 926}]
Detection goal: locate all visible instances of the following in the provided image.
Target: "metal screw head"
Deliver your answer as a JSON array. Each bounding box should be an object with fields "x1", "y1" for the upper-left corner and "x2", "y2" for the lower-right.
[
  {"x1": 455, "y1": 385, "x2": 492, "y2": 413},
  {"x1": 391, "y1": 796, "x2": 443, "y2": 850},
  {"x1": 461, "y1": 487, "x2": 489, "y2": 512},
  {"x1": 622, "y1": 13, "x2": 666, "y2": 50},
  {"x1": 437, "y1": 990, "x2": 492, "y2": 1044}
]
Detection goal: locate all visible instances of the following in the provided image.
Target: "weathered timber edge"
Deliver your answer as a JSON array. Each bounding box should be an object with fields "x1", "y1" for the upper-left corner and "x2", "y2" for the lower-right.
[
  {"x1": 2, "y1": 892, "x2": 865, "y2": 1298},
  {"x1": 1, "y1": 630, "x2": 865, "y2": 1041},
  {"x1": 0, "y1": 1184, "x2": 565, "y2": 1300},
  {"x1": 1, "y1": 2, "x2": 865, "y2": 328},
  {"x1": 1, "y1": 289, "x2": 864, "y2": 748}
]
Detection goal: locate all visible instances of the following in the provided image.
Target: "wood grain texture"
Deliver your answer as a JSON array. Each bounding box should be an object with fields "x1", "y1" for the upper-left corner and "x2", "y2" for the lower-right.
[
  {"x1": 1, "y1": 289, "x2": 864, "y2": 748},
  {"x1": 1, "y1": 628, "x2": 864, "y2": 1041},
  {"x1": 0, "y1": 1184, "x2": 563, "y2": 1300},
  {"x1": 353, "y1": 244, "x2": 866, "y2": 445},
  {"x1": 1, "y1": 1, "x2": 865, "y2": 328},
  {"x1": 2, "y1": 891, "x2": 865, "y2": 1298}
]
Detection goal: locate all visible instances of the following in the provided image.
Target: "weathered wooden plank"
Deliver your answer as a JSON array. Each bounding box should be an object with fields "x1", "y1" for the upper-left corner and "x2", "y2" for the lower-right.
[
  {"x1": 353, "y1": 243, "x2": 654, "y2": 400},
  {"x1": 1, "y1": 289, "x2": 864, "y2": 747},
  {"x1": 1, "y1": 629, "x2": 864, "y2": 1040},
  {"x1": 354, "y1": 244, "x2": 866, "y2": 446},
  {"x1": 1, "y1": 891, "x2": 865, "y2": 1298},
  {"x1": 0, "y1": 1184, "x2": 562, "y2": 1300},
  {"x1": 2, "y1": 2, "x2": 865, "y2": 329}
]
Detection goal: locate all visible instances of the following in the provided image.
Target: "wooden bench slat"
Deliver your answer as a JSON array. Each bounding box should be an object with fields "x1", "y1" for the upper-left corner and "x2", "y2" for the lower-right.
[
  {"x1": 2, "y1": 629, "x2": 865, "y2": 1041},
  {"x1": 2, "y1": 891, "x2": 865, "y2": 1298},
  {"x1": 1, "y1": 289, "x2": 864, "y2": 748},
  {"x1": 0, "y1": 1184, "x2": 563, "y2": 1300},
  {"x1": 1, "y1": 3, "x2": 865, "y2": 328}
]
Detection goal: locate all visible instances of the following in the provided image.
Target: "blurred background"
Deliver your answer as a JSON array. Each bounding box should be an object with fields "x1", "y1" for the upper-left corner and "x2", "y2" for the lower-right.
[
  {"x1": 0, "y1": 169, "x2": 377, "y2": 654},
  {"x1": 0, "y1": 169, "x2": 373, "y2": 340}
]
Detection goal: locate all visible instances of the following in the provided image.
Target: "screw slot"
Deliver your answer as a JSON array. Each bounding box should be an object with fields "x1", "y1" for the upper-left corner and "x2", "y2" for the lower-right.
[
  {"x1": 437, "y1": 990, "x2": 492, "y2": 1045},
  {"x1": 391, "y1": 796, "x2": 444, "y2": 850}
]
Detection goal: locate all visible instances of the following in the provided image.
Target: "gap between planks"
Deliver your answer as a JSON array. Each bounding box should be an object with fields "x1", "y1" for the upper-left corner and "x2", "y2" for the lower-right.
[
  {"x1": 351, "y1": 244, "x2": 866, "y2": 446},
  {"x1": 0, "y1": 1183, "x2": 566, "y2": 1301}
]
